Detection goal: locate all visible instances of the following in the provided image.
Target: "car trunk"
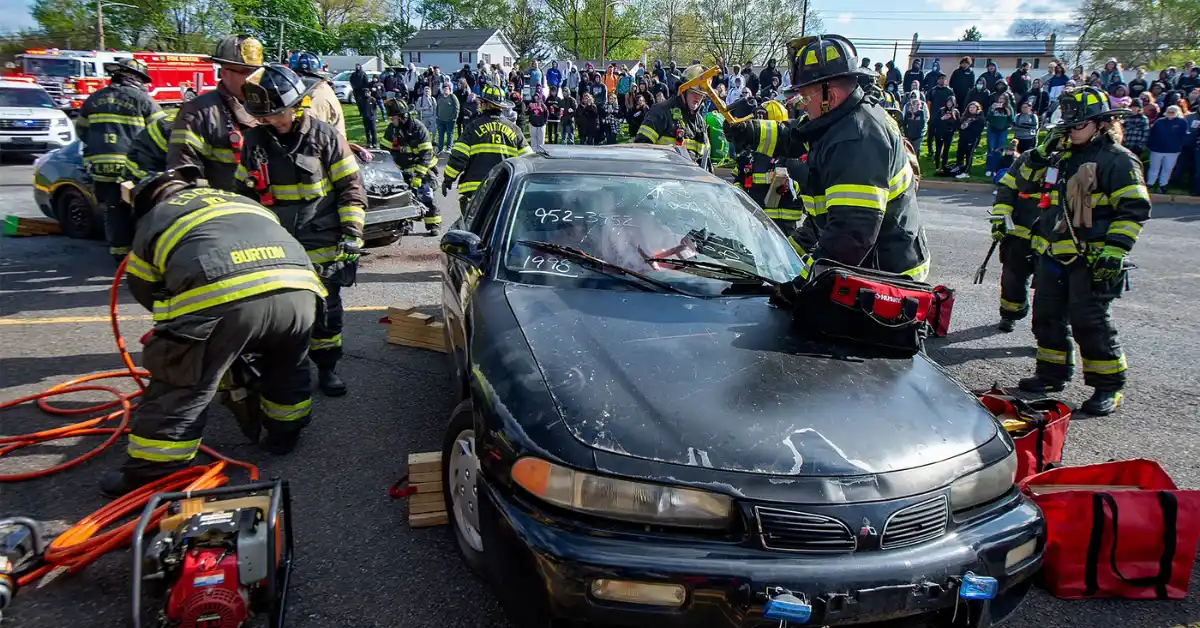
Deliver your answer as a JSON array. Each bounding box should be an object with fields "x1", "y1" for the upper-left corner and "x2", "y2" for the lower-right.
[{"x1": 505, "y1": 284, "x2": 998, "y2": 477}]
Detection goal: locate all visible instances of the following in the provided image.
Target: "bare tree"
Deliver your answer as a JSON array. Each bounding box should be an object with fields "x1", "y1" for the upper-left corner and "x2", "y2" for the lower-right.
[{"x1": 1010, "y1": 19, "x2": 1054, "y2": 39}]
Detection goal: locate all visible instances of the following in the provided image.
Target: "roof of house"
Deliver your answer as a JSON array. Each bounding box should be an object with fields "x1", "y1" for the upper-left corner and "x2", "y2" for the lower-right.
[
  {"x1": 912, "y1": 39, "x2": 1054, "y2": 57},
  {"x1": 405, "y1": 29, "x2": 500, "y2": 51}
]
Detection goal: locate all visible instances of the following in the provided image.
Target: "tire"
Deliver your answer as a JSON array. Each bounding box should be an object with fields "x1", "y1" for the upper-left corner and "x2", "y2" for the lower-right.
[
  {"x1": 443, "y1": 400, "x2": 488, "y2": 574},
  {"x1": 54, "y1": 186, "x2": 100, "y2": 239},
  {"x1": 364, "y1": 234, "x2": 400, "y2": 248}
]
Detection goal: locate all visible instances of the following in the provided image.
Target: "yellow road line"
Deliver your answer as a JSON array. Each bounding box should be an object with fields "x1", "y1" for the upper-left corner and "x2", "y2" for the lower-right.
[{"x1": 0, "y1": 306, "x2": 390, "y2": 326}]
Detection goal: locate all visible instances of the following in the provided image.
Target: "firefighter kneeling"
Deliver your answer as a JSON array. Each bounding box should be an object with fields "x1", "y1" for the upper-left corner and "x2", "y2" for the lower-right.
[
  {"x1": 384, "y1": 100, "x2": 440, "y2": 235},
  {"x1": 101, "y1": 166, "x2": 326, "y2": 496},
  {"x1": 235, "y1": 64, "x2": 369, "y2": 397},
  {"x1": 1015, "y1": 86, "x2": 1149, "y2": 416}
]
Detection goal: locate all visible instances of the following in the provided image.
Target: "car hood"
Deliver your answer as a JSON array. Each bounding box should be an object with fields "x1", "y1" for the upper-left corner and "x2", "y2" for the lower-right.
[
  {"x1": 505, "y1": 284, "x2": 997, "y2": 477},
  {"x1": 0, "y1": 107, "x2": 61, "y2": 119}
]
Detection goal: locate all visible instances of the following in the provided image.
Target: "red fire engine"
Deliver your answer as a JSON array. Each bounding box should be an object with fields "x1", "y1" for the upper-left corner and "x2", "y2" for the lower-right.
[{"x1": 8, "y1": 49, "x2": 218, "y2": 111}]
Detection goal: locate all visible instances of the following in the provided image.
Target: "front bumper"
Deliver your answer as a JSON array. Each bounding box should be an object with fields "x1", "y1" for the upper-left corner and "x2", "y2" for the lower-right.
[
  {"x1": 484, "y1": 482, "x2": 1044, "y2": 628},
  {"x1": 0, "y1": 131, "x2": 74, "y2": 153}
]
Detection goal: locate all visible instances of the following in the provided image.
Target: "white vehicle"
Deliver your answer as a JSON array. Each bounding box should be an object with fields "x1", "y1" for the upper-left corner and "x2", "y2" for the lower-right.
[
  {"x1": 0, "y1": 79, "x2": 75, "y2": 154},
  {"x1": 331, "y1": 70, "x2": 380, "y2": 104}
]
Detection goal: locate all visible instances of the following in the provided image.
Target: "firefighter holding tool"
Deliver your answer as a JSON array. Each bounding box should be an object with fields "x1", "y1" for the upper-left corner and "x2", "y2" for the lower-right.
[
  {"x1": 77, "y1": 57, "x2": 164, "y2": 261},
  {"x1": 384, "y1": 100, "x2": 441, "y2": 235},
  {"x1": 724, "y1": 34, "x2": 929, "y2": 300},
  {"x1": 1016, "y1": 86, "x2": 1148, "y2": 416},
  {"x1": 167, "y1": 34, "x2": 264, "y2": 191},
  {"x1": 100, "y1": 165, "x2": 326, "y2": 496},
  {"x1": 990, "y1": 150, "x2": 1045, "y2": 333},
  {"x1": 737, "y1": 101, "x2": 804, "y2": 233},
  {"x1": 443, "y1": 83, "x2": 532, "y2": 210},
  {"x1": 634, "y1": 64, "x2": 712, "y2": 165},
  {"x1": 235, "y1": 64, "x2": 368, "y2": 398}
]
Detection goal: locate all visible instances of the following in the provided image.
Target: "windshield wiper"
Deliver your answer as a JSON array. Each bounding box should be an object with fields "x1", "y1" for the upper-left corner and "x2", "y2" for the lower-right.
[
  {"x1": 517, "y1": 240, "x2": 690, "y2": 295},
  {"x1": 646, "y1": 257, "x2": 781, "y2": 287}
]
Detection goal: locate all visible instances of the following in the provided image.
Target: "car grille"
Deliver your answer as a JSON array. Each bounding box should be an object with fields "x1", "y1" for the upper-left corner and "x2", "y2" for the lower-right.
[
  {"x1": 755, "y1": 506, "x2": 856, "y2": 553},
  {"x1": 0, "y1": 119, "x2": 50, "y2": 131},
  {"x1": 36, "y1": 80, "x2": 63, "y2": 97},
  {"x1": 880, "y1": 496, "x2": 948, "y2": 550}
]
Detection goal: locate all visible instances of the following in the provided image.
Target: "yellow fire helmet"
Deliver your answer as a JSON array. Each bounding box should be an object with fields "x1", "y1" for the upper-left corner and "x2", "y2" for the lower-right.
[{"x1": 763, "y1": 100, "x2": 787, "y2": 122}]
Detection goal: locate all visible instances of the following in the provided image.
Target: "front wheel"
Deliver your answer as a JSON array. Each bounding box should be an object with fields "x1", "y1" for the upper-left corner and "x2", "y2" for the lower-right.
[
  {"x1": 54, "y1": 186, "x2": 100, "y2": 239},
  {"x1": 443, "y1": 400, "x2": 487, "y2": 574}
]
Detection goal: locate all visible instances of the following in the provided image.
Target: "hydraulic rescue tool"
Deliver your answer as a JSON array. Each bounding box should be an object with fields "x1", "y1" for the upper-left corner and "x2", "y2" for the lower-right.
[
  {"x1": 132, "y1": 479, "x2": 293, "y2": 628},
  {"x1": 677, "y1": 66, "x2": 758, "y2": 124},
  {"x1": 0, "y1": 518, "x2": 47, "y2": 620}
]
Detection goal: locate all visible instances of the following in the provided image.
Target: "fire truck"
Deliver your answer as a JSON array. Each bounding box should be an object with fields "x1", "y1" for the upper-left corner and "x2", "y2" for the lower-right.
[{"x1": 9, "y1": 49, "x2": 218, "y2": 111}]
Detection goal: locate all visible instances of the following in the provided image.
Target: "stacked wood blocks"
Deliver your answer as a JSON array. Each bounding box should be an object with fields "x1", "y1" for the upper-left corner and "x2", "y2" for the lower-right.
[
  {"x1": 407, "y1": 451, "x2": 448, "y2": 528},
  {"x1": 3, "y1": 216, "x2": 61, "y2": 237},
  {"x1": 385, "y1": 306, "x2": 447, "y2": 353}
]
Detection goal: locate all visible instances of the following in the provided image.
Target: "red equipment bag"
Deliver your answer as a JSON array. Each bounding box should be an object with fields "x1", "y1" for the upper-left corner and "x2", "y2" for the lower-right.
[
  {"x1": 929, "y1": 285, "x2": 955, "y2": 337},
  {"x1": 796, "y1": 261, "x2": 938, "y2": 355},
  {"x1": 1019, "y1": 459, "x2": 1200, "y2": 600},
  {"x1": 976, "y1": 387, "x2": 1071, "y2": 482}
]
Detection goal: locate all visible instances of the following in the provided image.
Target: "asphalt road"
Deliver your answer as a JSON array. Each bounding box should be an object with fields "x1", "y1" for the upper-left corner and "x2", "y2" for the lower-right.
[{"x1": 1, "y1": 155, "x2": 1198, "y2": 628}]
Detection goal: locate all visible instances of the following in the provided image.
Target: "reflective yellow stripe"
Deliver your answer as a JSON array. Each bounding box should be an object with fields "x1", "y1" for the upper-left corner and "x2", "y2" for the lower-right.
[
  {"x1": 209, "y1": 148, "x2": 237, "y2": 163},
  {"x1": 260, "y1": 397, "x2": 312, "y2": 421},
  {"x1": 1089, "y1": 193, "x2": 1110, "y2": 206},
  {"x1": 443, "y1": 165, "x2": 460, "y2": 178},
  {"x1": 450, "y1": 142, "x2": 470, "y2": 156},
  {"x1": 458, "y1": 180, "x2": 481, "y2": 193},
  {"x1": 84, "y1": 154, "x2": 128, "y2": 164},
  {"x1": 152, "y1": 268, "x2": 326, "y2": 321},
  {"x1": 308, "y1": 246, "x2": 339, "y2": 263},
  {"x1": 825, "y1": 184, "x2": 887, "y2": 211},
  {"x1": 1082, "y1": 354, "x2": 1127, "y2": 375},
  {"x1": 1009, "y1": 225, "x2": 1032, "y2": 240},
  {"x1": 992, "y1": 204, "x2": 1014, "y2": 216},
  {"x1": 148, "y1": 120, "x2": 169, "y2": 152},
  {"x1": 999, "y1": 172, "x2": 1017, "y2": 189},
  {"x1": 127, "y1": 434, "x2": 201, "y2": 462},
  {"x1": 517, "y1": 145, "x2": 534, "y2": 156},
  {"x1": 1000, "y1": 298, "x2": 1026, "y2": 312},
  {"x1": 1036, "y1": 346, "x2": 1072, "y2": 364},
  {"x1": 414, "y1": 141, "x2": 434, "y2": 152},
  {"x1": 234, "y1": 164, "x2": 250, "y2": 183},
  {"x1": 88, "y1": 113, "x2": 146, "y2": 127},
  {"x1": 329, "y1": 155, "x2": 359, "y2": 182},
  {"x1": 310, "y1": 333, "x2": 342, "y2": 351},
  {"x1": 899, "y1": 260, "x2": 930, "y2": 282},
  {"x1": 424, "y1": 215, "x2": 443, "y2": 225},
  {"x1": 801, "y1": 195, "x2": 826, "y2": 216},
  {"x1": 751, "y1": 173, "x2": 770, "y2": 184},
  {"x1": 757, "y1": 122, "x2": 778, "y2": 155},
  {"x1": 887, "y1": 164, "x2": 913, "y2": 201},
  {"x1": 1110, "y1": 184, "x2": 1149, "y2": 202},
  {"x1": 787, "y1": 236, "x2": 806, "y2": 256},
  {"x1": 109, "y1": 245, "x2": 131, "y2": 256},
  {"x1": 471, "y1": 143, "x2": 521, "y2": 157},
  {"x1": 1018, "y1": 162, "x2": 1034, "y2": 181},
  {"x1": 170, "y1": 130, "x2": 237, "y2": 163},
  {"x1": 797, "y1": 254, "x2": 814, "y2": 280},
  {"x1": 125, "y1": 157, "x2": 147, "y2": 180},
  {"x1": 683, "y1": 138, "x2": 707, "y2": 155},
  {"x1": 269, "y1": 178, "x2": 333, "y2": 201},
  {"x1": 125, "y1": 252, "x2": 160, "y2": 282},
  {"x1": 637, "y1": 125, "x2": 660, "y2": 142},
  {"x1": 338, "y1": 206, "x2": 366, "y2": 227},
  {"x1": 1108, "y1": 220, "x2": 1143, "y2": 241},
  {"x1": 153, "y1": 202, "x2": 281, "y2": 271},
  {"x1": 1031, "y1": 235, "x2": 1048, "y2": 254},
  {"x1": 148, "y1": 109, "x2": 167, "y2": 123},
  {"x1": 654, "y1": 137, "x2": 677, "y2": 146}
]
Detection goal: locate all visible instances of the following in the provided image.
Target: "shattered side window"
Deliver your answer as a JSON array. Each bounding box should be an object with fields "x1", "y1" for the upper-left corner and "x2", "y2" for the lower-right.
[{"x1": 500, "y1": 174, "x2": 804, "y2": 294}]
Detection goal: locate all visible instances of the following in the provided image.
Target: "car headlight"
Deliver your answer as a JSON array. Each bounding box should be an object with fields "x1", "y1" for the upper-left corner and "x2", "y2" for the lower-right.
[
  {"x1": 949, "y1": 450, "x2": 1018, "y2": 511},
  {"x1": 511, "y1": 457, "x2": 733, "y2": 529},
  {"x1": 53, "y1": 116, "x2": 70, "y2": 128}
]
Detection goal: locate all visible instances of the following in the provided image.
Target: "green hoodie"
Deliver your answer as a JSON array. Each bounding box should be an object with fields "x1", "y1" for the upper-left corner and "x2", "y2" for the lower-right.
[{"x1": 986, "y1": 102, "x2": 1013, "y2": 131}]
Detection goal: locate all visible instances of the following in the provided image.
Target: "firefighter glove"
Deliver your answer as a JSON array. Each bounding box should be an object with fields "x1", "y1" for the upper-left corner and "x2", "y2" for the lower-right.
[
  {"x1": 1091, "y1": 245, "x2": 1125, "y2": 282},
  {"x1": 990, "y1": 217, "x2": 1007, "y2": 241},
  {"x1": 724, "y1": 120, "x2": 756, "y2": 149},
  {"x1": 441, "y1": 179, "x2": 451, "y2": 197},
  {"x1": 1036, "y1": 126, "x2": 1067, "y2": 159},
  {"x1": 410, "y1": 176, "x2": 423, "y2": 188},
  {"x1": 336, "y1": 235, "x2": 364, "y2": 263}
]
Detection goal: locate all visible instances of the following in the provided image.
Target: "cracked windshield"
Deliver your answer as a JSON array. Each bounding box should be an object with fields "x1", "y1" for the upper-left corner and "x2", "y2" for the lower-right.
[{"x1": 502, "y1": 174, "x2": 805, "y2": 295}]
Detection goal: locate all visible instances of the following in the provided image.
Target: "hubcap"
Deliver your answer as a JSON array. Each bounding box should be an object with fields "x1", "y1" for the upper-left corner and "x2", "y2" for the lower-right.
[
  {"x1": 68, "y1": 198, "x2": 90, "y2": 231},
  {"x1": 448, "y1": 429, "x2": 484, "y2": 552}
]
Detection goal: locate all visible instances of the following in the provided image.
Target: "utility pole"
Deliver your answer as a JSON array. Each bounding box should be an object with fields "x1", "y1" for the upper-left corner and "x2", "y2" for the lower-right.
[
  {"x1": 97, "y1": 0, "x2": 104, "y2": 49},
  {"x1": 892, "y1": 41, "x2": 898, "y2": 64},
  {"x1": 278, "y1": 20, "x2": 284, "y2": 62},
  {"x1": 600, "y1": 2, "x2": 608, "y2": 71},
  {"x1": 800, "y1": 0, "x2": 809, "y2": 37}
]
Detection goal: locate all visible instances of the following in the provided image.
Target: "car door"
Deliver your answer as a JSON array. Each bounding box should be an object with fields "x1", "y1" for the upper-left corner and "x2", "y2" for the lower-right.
[{"x1": 441, "y1": 165, "x2": 513, "y2": 397}]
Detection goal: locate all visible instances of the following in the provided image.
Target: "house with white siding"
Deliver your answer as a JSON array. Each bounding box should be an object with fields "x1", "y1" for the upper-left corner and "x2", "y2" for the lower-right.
[{"x1": 401, "y1": 28, "x2": 519, "y2": 74}]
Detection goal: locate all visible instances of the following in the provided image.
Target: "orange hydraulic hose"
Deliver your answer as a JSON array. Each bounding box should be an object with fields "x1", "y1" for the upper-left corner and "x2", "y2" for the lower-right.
[{"x1": 1, "y1": 256, "x2": 259, "y2": 588}]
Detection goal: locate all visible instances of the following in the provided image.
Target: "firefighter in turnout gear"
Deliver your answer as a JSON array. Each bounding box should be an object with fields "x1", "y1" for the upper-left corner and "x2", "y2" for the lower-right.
[
  {"x1": 633, "y1": 64, "x2": 711, "y2": 165},
  {"x1": 991, "y1": 150, "x2": 1044, "y2": 332},
  {"x1": 737, "y1": 101, "x2": 804, "y2": 232},
  {"x1": 235, "y1": 63, "x2": 368, "y2": 397},
  {"x1": 167, "y1": 34, "x2": 264, "y2": 191},
  {"x1": 76, "y1": 57, "x2": 164, "y2": 260},
  {"x1": 384, "y1": 100, "x2": 440, "y2": 235},
  {"x1": 1017, "y1": 86, "x2": 1148, "y2": 416},
  {"x1": 442, "y1": 83, "x2": 532, "y2": 209},
  {"x1": 124, "y1": 108, "x2": 178, "y2": 182},
  {"x1": 99, "y1": 165, "x2": 326, "y2": 496},
  {"x1": 725, "y1": 34, "x2": 929, "y2": 296}
]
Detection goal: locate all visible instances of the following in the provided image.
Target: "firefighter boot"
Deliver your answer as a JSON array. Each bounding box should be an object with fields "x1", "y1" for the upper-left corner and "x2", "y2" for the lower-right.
[
  {"x1": 318, "y1": 367, "x2": 347, "y2": 397},
  {"x1": 1081, "y1": 389, "x2": 1122, "y2": 416},
  {"x1": 99, "y1": 469, "x2": 167, "y2": 498},
  {"x1": 998, "y1": 319, "x2": 1016, "y2": 333},
  {"x1": 1017, "y1": 375, "x2": 1066, "y2": 394},
  {"x1": 259, "y1": 430, "x2": 301, "y2": 455}
]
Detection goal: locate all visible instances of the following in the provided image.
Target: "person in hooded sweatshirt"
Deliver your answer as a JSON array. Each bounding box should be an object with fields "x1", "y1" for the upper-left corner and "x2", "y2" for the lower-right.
[
  {"x1": 979, "y1": 61, "x2": 1004, "y2": 97},
  {"x1": 758, "y1": 59, "x2": 781, "y2": 92},
  {"x1": 1100, "y1": 58, "x2": 1125, "y2": 94},
  {"x1": 927, "y1": 74, "x2": 955, "y2": 156},
  {"x1": 547, "y1": 60, "x2": 563, "y2": 90},
  {"x1": 922, "y1": 59, "x2": 944, "y2": 93},
  {"x1": 885, "y1": 60, "x2": 902, "y2": 86},
  {"x1": 949, "y1": 56, "x2": 976, "y2": 113},
  {"x1": 902, "y1": 93, "x2": 928, "y2": 157},
  {"x1": 1025, "y1": 78, "x2": 1050, "y2": 120},
  {"x1": 1127, "y1": 68, "x2": 1148, "y2": 100},
  {"x1": 932, "y1": 96, "x2": 959, "y2": 173},
  {"x1": 954, "y1": 101, "x2": 986, "y2": 178},
  {"x1": 967, "y1": 77, "x2": 991, "y2": 116},
  {"x1": 566, "y1": 63, "x2": 581, "y2": 93},
  {"x1": 1008, "y1": 62, "x2": 1032, "y2": 98},
  {"x1": 903, "y1": 60, "x2": 924, "y2": 94}
]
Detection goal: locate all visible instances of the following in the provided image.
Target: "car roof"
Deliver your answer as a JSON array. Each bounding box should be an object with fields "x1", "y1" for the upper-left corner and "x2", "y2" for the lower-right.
[{"x1": 515, "y1": 145, "x2": 723, "y2": 182}]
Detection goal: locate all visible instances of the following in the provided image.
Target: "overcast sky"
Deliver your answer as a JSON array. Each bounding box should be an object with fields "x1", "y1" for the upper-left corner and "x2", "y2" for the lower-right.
[{"x1": 2, "y1": 0, "x2": 1080, "y2": 66}]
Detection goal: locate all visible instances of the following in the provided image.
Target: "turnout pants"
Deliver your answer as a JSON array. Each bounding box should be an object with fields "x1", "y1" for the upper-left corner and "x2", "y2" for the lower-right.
[
  {"x1": 124, "y1": 290, "x2": 317, "y2": 480},
  {"x1": 414, "y1": 181, "x2": 440, "y2": 228},
  {"x1": 1031, "y1": 255, "x2": 1128, "y2": 391},
  {"x1": 96, "y1": 181, "x2": 135, "y2": 257},
  {"x1": 999, "y1": 235, "x2": 1035, "y2": 320},
  {"x1": 311, "y1": 276, "x2": 345, "y2": 370}
]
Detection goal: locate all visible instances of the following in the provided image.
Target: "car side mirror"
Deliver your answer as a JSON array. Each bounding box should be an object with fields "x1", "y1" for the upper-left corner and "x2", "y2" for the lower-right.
[{"x1": 440, "y1": 229, "x2": 484, "y2": 266}]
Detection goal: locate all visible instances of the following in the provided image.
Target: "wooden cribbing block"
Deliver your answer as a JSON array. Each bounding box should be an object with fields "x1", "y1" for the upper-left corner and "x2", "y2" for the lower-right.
[
  {"x1": 385, "y1": 306, "x2": 447, "y2": 353},
  {"x1": 3, "y1": 215, "x2": 61, "y2": 237},
  {"x1": 407, "y1": 451, "x2": 448, "y2": 528}
]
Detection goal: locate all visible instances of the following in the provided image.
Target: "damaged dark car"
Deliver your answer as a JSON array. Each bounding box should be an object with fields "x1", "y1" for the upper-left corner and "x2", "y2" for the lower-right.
[{"x1": 438, "y1": 145, "x2": 1045, "y2": 628}]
